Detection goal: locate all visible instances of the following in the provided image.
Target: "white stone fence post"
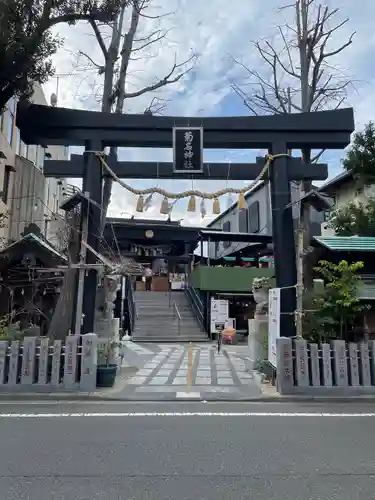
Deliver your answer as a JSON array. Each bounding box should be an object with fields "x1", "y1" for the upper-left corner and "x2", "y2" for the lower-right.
[
  {"x1": 276, "y1": 338, "x2": 375, "y2": 395},
  {"x1": 0, "y1": 334, "x2": 99, "y2": 392}
]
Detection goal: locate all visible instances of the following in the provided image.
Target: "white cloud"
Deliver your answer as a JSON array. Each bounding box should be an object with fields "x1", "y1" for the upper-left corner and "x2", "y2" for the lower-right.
[{"x1": 43, "y1": 0, "x2": 375, "y2": 224}]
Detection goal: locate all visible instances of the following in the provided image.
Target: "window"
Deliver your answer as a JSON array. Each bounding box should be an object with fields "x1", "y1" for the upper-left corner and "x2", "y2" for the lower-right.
[
  {"x1": 215, "y1": 241, "x2": 220, "y2": 257},
  {"x1": 238, "y1": 208, "x2": 249, "y2": 233},
  {"x1": 323, "y1": 211, "x2": 331, "y2": 222},
  {"x1": 8, "y1": 98, "x2": 16, "y2": 115},
  {"x1": 223, "y1": 220, "x2": 231, "y2": 248},
  {"x1": 1, "y1": 165, "x2": 12, "y2": 204},
  {"x1": 15, "y1": 128, "x2": 21, "y2": 155},
  {"x1": 248, "y1": 201, "x2": 260, "y2": 233},
  {"x1": 36, "y1": 146, "x2": 44, "y2": 169},
  {"x1": 5, "y1": 98, "x2": 16, "y2": 145},
  {"x1": 6, "y1": 110, "x2": 13, "y2": 144},
  {"x1": 27, "y1": 145, "x2": 36, "y2": 164}
]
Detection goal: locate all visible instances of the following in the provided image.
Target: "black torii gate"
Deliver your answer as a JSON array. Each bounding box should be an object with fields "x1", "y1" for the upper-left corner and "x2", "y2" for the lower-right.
[{"x1": 16, "y1": 104, "x2": 354, "y2": 337}]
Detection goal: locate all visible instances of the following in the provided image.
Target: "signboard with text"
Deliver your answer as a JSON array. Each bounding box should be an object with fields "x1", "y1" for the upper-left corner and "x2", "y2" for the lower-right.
[
  {"x1": 268, "y1": 287, "x2": 281, "y2": 368},
  {"x1": 210, "y1": 297, "x2": 229, "y2": 334},
  {"x1": 173, "y1": 127, "x2": 203, "y2": 173}
]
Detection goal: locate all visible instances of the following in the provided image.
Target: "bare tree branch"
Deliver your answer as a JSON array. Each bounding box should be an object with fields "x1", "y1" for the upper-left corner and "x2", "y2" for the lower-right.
[
  {"x1": 130, "y1": 28, "x2": 172, "y2": 52},
  {"x1": 89, "y1": 20, "x2": 109, "y2": 59},
  {"x1": 144, "y1": 96, "x2": 170, "y2": 115},
  {"x1": 122, "y1": 54, "x2": 195, "y2": 99},
  {"x1": 231, "y1": 0, "x2": 355, "y2": 116},
  {"x1": 78, "y1": 51, "x2": 105, "y2": 73}
]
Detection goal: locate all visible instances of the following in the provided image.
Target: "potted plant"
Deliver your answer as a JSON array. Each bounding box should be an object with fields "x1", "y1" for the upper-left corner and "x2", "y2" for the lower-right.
[{"x1": 96, "y1": 339, "x2": 122, "y2": 388}]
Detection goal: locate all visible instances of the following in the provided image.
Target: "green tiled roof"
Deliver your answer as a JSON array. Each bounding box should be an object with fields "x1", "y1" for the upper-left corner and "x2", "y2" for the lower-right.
[{"x1": 313, "y1": 236, "x2": 375, "y2": 252}]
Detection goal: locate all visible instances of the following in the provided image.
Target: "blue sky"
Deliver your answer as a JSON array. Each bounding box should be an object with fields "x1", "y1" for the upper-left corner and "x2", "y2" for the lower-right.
[{"x1": 43, "y1": 0, "x2": 375, "y2": 225}]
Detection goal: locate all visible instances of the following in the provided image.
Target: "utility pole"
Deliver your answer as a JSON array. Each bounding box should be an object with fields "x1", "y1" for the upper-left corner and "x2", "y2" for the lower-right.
[
  {"x1": 296, "y1": 204, "x2": 304, "y2": 338},
  {"x1": 285, "y1": 86, "x2": 303, "y2": 338},
  {"x1": 74, "y1": 192, "x2": 90, "y2": 335}
]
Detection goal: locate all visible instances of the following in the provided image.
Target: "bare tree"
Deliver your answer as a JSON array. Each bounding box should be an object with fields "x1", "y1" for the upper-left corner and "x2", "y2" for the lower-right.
[
  {"x1": 47, "y1": 0, "x2": 194, "y2": 339},
  {"x1": 231, "y1": 0, "x2": 354, "y2": 118},
  {"x1": 78, "y1": 0, "x2": 195, "y2": 227},
  {"x1": 230, "y1": 0, "x2": 355, "y2": 336}
]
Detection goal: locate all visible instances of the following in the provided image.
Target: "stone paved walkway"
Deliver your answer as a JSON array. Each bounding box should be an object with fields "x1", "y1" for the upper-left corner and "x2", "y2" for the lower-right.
[{"x1": 117, "y1": 343, "x2": 261, "y2": 400}]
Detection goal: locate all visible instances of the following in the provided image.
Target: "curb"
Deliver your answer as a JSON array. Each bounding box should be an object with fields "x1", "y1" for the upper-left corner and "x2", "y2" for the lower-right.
[{"x1": 0, "y1": 392, "x2": 375, "y2": 403}]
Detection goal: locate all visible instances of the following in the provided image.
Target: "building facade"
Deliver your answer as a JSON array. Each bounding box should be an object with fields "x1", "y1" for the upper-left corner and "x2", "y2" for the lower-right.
[
  {"x1": 206, "y1": 181, "x2": 324, "y2": 259},
  {"x1": 0, "y1": 85, "x2": 68, "y2": 248},
  {"x1": 319, "y1": 171, "x2": 375, "y2": 236}
]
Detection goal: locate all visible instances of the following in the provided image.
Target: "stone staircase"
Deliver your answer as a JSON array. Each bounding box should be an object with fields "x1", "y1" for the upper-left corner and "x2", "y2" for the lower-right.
[{"x1": 132, "y1": 291, "x2": 208, "y2": 342}]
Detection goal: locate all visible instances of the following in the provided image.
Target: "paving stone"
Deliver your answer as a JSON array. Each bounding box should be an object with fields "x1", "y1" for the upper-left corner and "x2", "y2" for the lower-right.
[
  {"x1": 216, "y1": 370, "x2": 232, "y2": 377},
  {"x1": 172, "y1": 378, "x2": 187, "y2": 385},
  {"x1": 137, "y1": 369, "x2": 154, "y2": 376},
  {"x1": 217, "y1": 378, "x2": 234, "y2": 385},
  {"x1": 148, "y1": 377, "x2": 169, "y2": 385},
  {"x1": 157, "y1": 370, "x2": 173, "y2": 376},
  {"x1": 195, "y1": 378, "x2": 212, "y2": 385},
  {"x1": 127, "y1": 377, "x2": 147, "y2": 384}
]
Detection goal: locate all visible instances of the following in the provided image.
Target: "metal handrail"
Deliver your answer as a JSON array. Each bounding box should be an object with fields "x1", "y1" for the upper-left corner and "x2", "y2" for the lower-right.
[
  {"x1": 172, "y1": 301, "x2": 182, "y2": 331},
  {"x1": 186, "y1": 284, "x2": 203, "y2": 309},
  {"x1": 185, "y1": 286, "x2": 204, "y2": 328}
]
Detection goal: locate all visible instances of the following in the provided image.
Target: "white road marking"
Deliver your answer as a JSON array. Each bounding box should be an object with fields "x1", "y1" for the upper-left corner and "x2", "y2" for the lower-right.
[
  {"x1": 176, "y1": 392, "x2": 201, "y2": 398},
  {"x1": 0, "y1": 412, "x2": 374, "y2": 418}
]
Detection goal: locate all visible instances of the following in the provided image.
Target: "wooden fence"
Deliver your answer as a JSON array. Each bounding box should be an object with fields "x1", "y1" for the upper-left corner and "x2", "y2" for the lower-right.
[
  {"x1": 276, "y1": 338, "x2": 375, "y2": 395},
  {"x1": 0, "y1": 333, "x2": 98, "y2": 392}
]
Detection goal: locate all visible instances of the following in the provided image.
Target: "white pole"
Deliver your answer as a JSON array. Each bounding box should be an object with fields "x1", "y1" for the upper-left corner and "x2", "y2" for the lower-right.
[{"x1": 74, "y1": 192, "x2": 90, "y2": 335}]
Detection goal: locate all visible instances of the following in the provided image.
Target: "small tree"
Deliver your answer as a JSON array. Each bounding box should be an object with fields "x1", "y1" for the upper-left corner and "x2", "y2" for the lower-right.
[
  {"x1": 303, "y1": 260, "x2": 368, "y2": 341},
  {"x1": 0, "y1": 0, "x2": 124, "y2": 111},
  {"x1": 328, "y1": 199, "x2": 375, "y2": 236},
  {"x1": 343, "y1": 121, "x2": 375, "y2": 188}
]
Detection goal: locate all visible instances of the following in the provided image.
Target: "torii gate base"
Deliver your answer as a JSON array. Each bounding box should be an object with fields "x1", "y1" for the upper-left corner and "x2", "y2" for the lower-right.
[{"x1": 16, "y1": 104, "x2": 355, "y2": 338}]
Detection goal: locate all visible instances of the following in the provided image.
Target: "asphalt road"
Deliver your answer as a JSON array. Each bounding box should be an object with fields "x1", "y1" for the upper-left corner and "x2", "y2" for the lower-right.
[{"x1": 1, "y1": 400, "x2": 375, "y2": 499}]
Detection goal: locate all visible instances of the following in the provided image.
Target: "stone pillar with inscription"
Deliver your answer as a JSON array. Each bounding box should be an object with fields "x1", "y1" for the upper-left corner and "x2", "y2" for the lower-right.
[
  {"x1": 248, "y1": 280, "x2": 270, "y2": 369},
  {"x1": 294, "y1": 339, "x2": 309, "y2": 387},
  {"x1": 331, "y1": 340, "x2": 348, "y2": 387},
  {"x1": 95, "y1": 275, "x2": 121, "y2": 366},
  {"x1": 276, "y1": 337, "x2": 294, "y2": 394},
  {"x1": 80, "y1": 333, "x2": 98, "y2": 391}
]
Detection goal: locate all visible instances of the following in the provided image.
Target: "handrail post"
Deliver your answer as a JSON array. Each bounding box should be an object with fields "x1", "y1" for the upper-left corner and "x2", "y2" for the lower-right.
[{"x1": 172, "y1": 301, "x2": 181, "y2": 332}]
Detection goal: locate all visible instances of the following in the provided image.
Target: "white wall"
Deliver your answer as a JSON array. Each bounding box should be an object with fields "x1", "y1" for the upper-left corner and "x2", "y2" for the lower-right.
[{"x1": 207, "y1": 182, "x2": 272, "y2": 259}]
